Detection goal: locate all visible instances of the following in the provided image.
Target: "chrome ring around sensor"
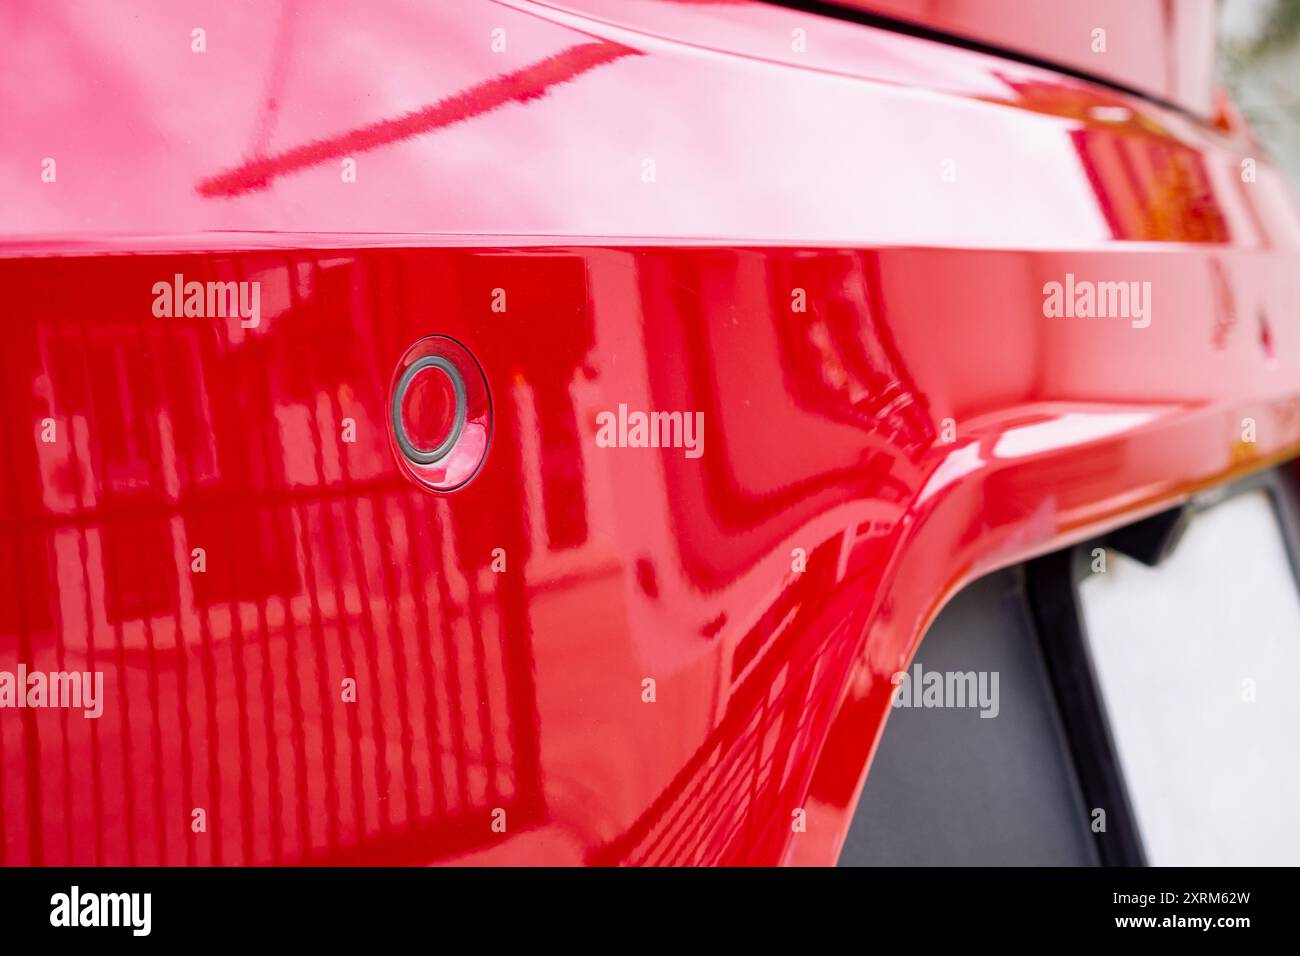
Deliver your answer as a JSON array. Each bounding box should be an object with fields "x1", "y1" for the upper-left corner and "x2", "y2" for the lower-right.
[{"x1": 391, "y1": 355, "x2": 467, "y2": 465}]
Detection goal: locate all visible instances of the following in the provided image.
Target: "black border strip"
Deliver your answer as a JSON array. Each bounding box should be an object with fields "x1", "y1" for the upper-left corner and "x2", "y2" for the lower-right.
[
  {"x1": 1025, "y1": 546, "x2": 1148, "y2": 867},
  {"x1": 759, "y1": 0, "x2": 1207, "y2": 121}
]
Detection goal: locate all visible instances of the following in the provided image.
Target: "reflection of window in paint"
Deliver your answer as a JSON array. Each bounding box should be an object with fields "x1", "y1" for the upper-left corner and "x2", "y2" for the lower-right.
[
  {"x1": 174, "y1": 330, "x2": 221, "y2": 486},
  {"x1": 78, "y1": 329, "x2": 178, "y2": 623}
]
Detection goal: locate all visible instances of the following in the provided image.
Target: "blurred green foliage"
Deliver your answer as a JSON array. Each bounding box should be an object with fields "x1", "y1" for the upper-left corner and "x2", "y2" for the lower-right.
[{"x1": 1251, "y1": 0, "x2": 1300, "y2": 54}]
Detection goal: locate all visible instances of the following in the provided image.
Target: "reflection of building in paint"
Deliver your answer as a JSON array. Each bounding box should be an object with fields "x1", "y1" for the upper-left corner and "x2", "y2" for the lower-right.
[
  {"x1": 0, "y1": 251, "x2": 557, "y2": 865},
  {"x1": 587, "y1": 526, "x2": 881, "y2": 865},
  {"x1": 573, "y1": 248, "x2": 934, "y2": 863}
]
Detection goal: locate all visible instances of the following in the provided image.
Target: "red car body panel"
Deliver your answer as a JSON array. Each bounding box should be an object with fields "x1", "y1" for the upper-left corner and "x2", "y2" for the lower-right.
[{"x1": 1, "y1": 0, "x2": 1298, "y2": 866}]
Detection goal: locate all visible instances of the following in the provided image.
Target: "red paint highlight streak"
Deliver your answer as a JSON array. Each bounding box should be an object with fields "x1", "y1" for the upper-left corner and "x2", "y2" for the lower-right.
[{"x1": 198, "y1": 41, "x2": 638, "y2": 198}]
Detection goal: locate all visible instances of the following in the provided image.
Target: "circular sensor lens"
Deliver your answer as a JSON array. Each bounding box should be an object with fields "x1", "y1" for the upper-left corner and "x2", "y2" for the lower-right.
[
  {"x1": 393, "y1": 357, "x2": 466, "y2": 464},
  {"x1": 388, "y1": 336, "x2": 491, "y2": 492}
]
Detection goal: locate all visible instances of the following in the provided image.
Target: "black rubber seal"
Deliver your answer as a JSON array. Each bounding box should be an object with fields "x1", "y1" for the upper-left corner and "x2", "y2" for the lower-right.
[{"x1": 391, "y1": 355, "x2": 467, "y2": 465}]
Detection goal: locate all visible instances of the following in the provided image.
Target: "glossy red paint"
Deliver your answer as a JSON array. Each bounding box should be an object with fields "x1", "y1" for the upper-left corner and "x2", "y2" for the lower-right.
[{"x1": 1, "y1": 0, "x2": 1298, "y2": 866}]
